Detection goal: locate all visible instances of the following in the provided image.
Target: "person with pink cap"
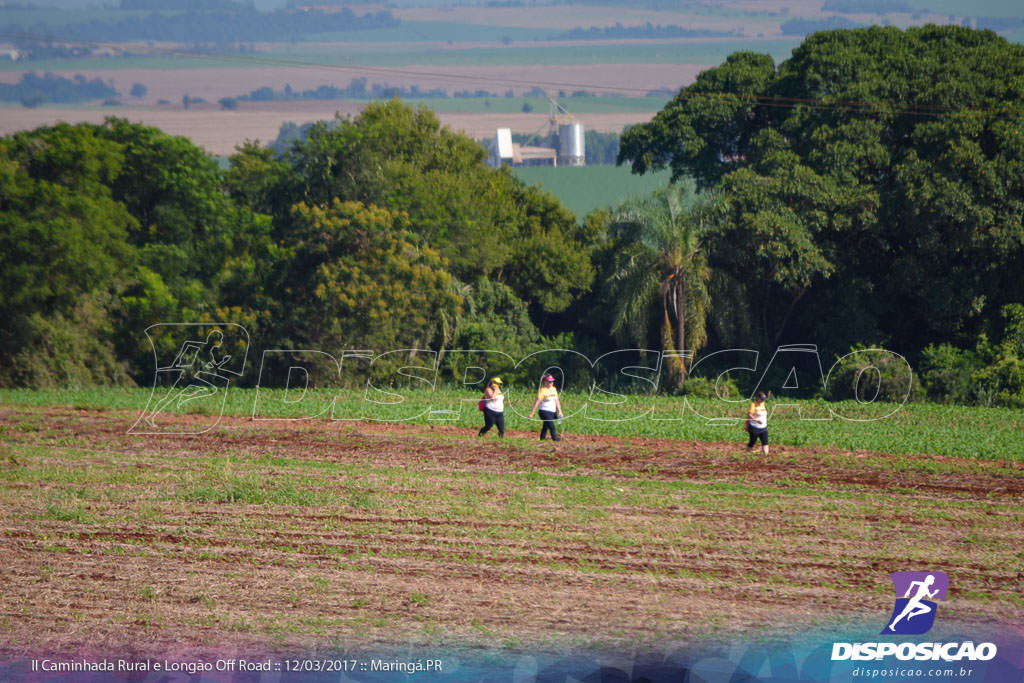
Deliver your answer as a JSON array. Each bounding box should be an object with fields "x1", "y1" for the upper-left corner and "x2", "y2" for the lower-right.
[{"x1": 528, "y1": 374, "x2": 563, "y2": 441}]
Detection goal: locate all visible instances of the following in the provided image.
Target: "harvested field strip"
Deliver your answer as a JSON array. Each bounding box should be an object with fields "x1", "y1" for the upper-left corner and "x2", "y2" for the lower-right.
[{"x1": 0, "y1": 406, "x2": 1021, "y2": 656}]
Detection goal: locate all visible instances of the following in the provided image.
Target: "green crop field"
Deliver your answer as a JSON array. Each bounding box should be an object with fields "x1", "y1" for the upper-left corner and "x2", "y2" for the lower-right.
[
  {"x1": 0, "y1": 40, "x2": 791, "y2": 74},
  {"x1": 1, "y1": 387, "x2": 1021, "y2": 664},
  {"x1": 308, "y1": 21, "x2": 564, "y2": 43},
  {"x1": 3, "y1": 7, "x2": 1024, "y2": 671},
  {"x1": 268, "y1": 40, "x2": 804, "y2": 68},
  {"x1": 0, "y1": 40, "x2": 802, "y2": 75},
  {"x1": 0, "y1": 7, "x2": 154, "y2": 27},
  {"x1": 513, "y1": 166, "x2": 676, "y2": 218},
  {"x1": 0, "y1": 54, "x2": 267, "y2": 72},
  {"x1": 2, "y1": 387, "x2": 1020, "y2": 461}
]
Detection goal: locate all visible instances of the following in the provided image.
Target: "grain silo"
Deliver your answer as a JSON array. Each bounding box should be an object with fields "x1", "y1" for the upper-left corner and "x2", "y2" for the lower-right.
[
  {"x1": 548, "y1": 95, "x2": 586, "y2": 166},
  {"x1": 557, "y1": 122, "x2": 585, "y2": 166}
]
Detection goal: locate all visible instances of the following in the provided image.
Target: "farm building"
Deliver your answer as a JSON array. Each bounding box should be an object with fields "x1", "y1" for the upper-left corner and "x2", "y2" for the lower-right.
[{"x1": 487, "y1": 128, "x2": 558, "y2": 167}]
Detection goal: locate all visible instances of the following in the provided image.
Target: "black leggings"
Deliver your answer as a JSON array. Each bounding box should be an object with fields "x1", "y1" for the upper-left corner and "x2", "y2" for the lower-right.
[
  {"x1": 479, "y1": 408, "x2": 505, "y2": 437},
  {"x1": 538, "y1": 409, "x2": 559, "y2": 441},
  {"x1": 747, "y1": 426, "x2": 769, "y2": 448}
]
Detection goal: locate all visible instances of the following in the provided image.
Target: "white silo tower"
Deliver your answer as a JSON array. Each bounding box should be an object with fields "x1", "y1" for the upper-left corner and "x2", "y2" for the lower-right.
[
  {"x1": 557, "y1": 121, "x2": 585, "y2": 166},
  {"x1": 548, "y1": 95, "x2": 586, "y2": 166}
]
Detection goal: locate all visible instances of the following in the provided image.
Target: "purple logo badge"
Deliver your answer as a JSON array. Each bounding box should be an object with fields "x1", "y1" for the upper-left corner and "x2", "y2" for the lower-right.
[{"x1": 883, "y1": 571, "x2": 949, "y2": 635}]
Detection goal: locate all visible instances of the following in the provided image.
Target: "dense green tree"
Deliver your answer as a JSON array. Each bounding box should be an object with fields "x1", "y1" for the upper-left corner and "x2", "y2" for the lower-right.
[
  {"x1": 95, "y1": 118, "x2": 239, "y2": 291},
  {"x1": 451, "y1": 277, "x2": 544, "y2": 356},
  {"x1": 0, "y1": 123, "x2": 137, "y2": 386},
  {"x1": 261, "y1": 99, "x2": 594, "y2": 317},
  {"x1": 270, "y1": 200, "x2": 462, "y2": 358},
  {"x1": 619, "y1": 50, "x2": 777, "y2": 190},
  {"x1": 1, "y1": 107, "x2": 595, "y2": 388},
  {"x1": 707, "y1": 163, "x2": 849, "y2": 348},
  {"x1": 604, "y1": 184, "x2": 711, "y2": 385},
  {"x1": 89, "y1": 119, "x2": 271, "y2": 378},
  {"x1": 919, "y1": 303, "x2": 1024, "y2": 407},
  {"x1": 281, "y1": 100, "x2": 516, "y2": 274},
  {"x1": 504, "y1": 181, "x2": 595, "y2": 317},
  {"x1": 619, "y1": 26, "x2": 1024, "y2": 356},
  {"x1": 224, "y1": 141, "x2": 292, "y2": 220}
]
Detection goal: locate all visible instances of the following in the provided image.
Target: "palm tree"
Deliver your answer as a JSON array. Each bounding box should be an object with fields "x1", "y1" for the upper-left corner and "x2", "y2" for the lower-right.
[{"x1": 606, "y1": 184, "x2": 711, "y2": 387}]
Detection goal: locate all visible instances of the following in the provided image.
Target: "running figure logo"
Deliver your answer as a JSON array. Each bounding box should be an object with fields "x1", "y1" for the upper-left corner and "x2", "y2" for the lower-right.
[
  {"x1": 130, "y1": 323, "x2": 249, "y2": 435},
  {"x1": 882, "y1": 571, "x2": 949, "y2": 635}
]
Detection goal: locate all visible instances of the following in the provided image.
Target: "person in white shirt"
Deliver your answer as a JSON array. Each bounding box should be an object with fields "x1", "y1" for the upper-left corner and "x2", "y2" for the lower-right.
[
  {"x1": 478, "y1": 377, "x2": 505, "y2": 438},
  {"x1": 746, "y1": 391, "x2": 769, "y2": 454},
  {"x1": 528, "y1": 374, "x2": 563, "y2": 441}
]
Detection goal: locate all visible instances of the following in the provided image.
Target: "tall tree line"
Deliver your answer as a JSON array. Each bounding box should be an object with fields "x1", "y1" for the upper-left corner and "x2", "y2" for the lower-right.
[
  {"x1": 3, "y1": 25, "x2": 1024, "y2": 404},
  {"x1": 618, "y1": 25, "x2": 1024, "y2": 373},
  {"x1": 0, "y1": 102, "x2": 593, "y2": 387}
]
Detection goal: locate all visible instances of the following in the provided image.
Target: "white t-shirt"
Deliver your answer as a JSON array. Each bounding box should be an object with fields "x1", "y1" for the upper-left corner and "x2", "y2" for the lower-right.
[
  {"x1": 485, "y1": 390, "x2": 504, "y2": 413},
  {"x1": 537, "y1": 386, "x2": 559, "y2": 412},
  {"x1": 748, "y1": 402, "x2": 767, "y2": 430}
]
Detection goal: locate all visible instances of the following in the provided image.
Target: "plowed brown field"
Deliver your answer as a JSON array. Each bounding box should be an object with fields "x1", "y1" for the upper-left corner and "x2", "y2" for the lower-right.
[
  {"x1": 0, "y1": 62, "x2": 693, "y2": 156},
  {"x1": 1, "y1": 406, "x2": 1022, "y2": 658},
  {"x1": 0, "y1": 104, "x2": 654, "y2": 157}
]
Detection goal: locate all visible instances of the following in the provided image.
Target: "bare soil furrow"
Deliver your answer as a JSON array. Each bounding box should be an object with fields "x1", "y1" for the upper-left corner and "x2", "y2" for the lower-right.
[{"x1": 1, "y1": 407, "x2": 1021, "y2": 656}]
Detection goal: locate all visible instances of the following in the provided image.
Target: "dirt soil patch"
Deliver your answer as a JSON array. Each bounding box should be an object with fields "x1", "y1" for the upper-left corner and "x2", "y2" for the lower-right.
[{"x1": 1, "y1": 407, "x2": 1022, "y2": 658}]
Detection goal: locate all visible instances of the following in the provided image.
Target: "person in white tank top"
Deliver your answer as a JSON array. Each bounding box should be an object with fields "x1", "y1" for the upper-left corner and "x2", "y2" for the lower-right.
[{"x1": 478, "y1": 377, "x2": 505, "y2": 438}]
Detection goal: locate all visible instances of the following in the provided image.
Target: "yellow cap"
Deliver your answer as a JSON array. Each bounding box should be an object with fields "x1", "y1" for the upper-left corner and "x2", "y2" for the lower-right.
[{"x1": 491, "y1": 377, "x2": 503, "y2": 384}]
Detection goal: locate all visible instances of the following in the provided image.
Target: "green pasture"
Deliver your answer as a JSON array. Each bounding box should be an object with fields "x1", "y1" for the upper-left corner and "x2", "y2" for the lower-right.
[
  {"x1": 0, "y1": 39, "x2": 802, "y2": 76},
  {"x1": 1, "y1": 387, "x2": 1019, "y2": 461},
  {"x1": 0, "y1": 3, "x2": 787, "y2": 42},
  {"x1": 2, "y1": 381, "x2": 1021, "y2": 648},
  {"x1": 4, "y1": 434, "x2": 1013, "y2": 563},
  {"x1": 267, "y1": 40, "x2": 803, "y2": 69},
  {"x1": 512, "y1": 166, "x2": 675, "y2": 219},
  {"x1": 4, "y1": 404, "x2": 1019, "y2": 626},
  {"x1": 0, "y1": 54, "x2": 270, "y2": 72},
  {"x1": 308, "y1": 20, "x2": 562, "y2": 44},
  {"x1": 0, "y1": 7, "x2": 153, "y2": 28}
]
